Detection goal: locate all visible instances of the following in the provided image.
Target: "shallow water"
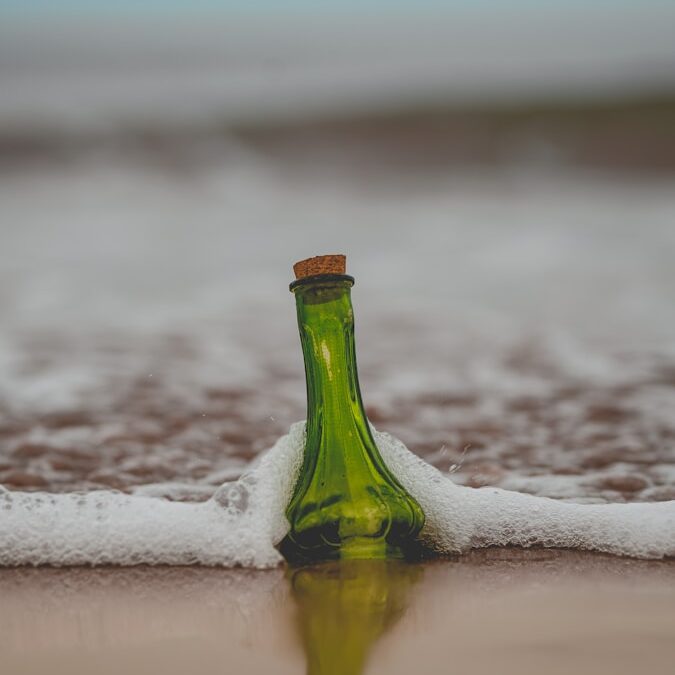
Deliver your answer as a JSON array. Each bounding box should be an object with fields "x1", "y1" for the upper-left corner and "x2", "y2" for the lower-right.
[{"x1": 1, "y1": 160, "x2": 674, "y2": 504}]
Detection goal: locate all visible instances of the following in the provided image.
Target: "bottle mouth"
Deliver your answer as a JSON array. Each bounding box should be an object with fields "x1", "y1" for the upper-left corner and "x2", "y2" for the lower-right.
[{"x1": 289, "y1": 274, "x2": 355, "y2": 293}]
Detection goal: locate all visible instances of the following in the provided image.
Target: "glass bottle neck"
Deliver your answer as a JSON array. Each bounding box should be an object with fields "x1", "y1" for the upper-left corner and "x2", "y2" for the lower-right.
[{"x1": 293, "y1": 277, "x2": 368, "y2": 437}]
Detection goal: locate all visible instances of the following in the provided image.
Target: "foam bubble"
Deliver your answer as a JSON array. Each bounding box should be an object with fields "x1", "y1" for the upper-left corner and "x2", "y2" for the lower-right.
[{"x1": 0, "y1": 423, "x2": 673, "y2": 567}]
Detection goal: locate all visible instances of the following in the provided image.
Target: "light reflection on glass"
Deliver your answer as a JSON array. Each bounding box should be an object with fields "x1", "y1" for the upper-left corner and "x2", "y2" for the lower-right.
[{"x1": 288, "y1": 559, "x2": 423, "y2": 675}]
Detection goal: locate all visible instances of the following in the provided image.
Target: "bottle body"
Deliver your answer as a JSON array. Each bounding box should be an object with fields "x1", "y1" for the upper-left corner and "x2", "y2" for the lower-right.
[{"x1": 281, "y1": 276, "x2": 424, "y2": 563}]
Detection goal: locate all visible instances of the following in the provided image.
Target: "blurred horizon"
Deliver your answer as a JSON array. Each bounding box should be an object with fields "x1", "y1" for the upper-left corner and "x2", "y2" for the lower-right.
[{"x1": 2, "y1": 2, "x2": 675, "y2": 172}]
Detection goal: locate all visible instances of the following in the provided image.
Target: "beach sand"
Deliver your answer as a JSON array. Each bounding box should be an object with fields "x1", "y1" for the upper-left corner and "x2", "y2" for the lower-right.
[{"x1": 2, "y1": 549, "x2": 673, "y2": 675}]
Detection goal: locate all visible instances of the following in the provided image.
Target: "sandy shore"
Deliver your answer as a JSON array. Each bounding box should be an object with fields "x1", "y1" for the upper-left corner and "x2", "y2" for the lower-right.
[{"x1": 1, "y1": 549, "x2": 673, "y2": 675}]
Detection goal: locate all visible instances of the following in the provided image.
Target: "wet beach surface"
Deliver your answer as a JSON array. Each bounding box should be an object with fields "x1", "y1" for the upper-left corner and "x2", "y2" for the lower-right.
[
  {"x1": 0, "y1": 340, "x2": 675, "y2": 502},
  {"x1": 1, "y1": 337, "x2": 674, "y2": 503},
  {"x1": 2, "y1": 549, "x2": 674, "y2": 675}
]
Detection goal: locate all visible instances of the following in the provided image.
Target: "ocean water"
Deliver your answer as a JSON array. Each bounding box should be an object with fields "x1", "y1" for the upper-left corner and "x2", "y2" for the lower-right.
[{"x1": 0, "y1": 151, "x2": 674, "y2": 565}]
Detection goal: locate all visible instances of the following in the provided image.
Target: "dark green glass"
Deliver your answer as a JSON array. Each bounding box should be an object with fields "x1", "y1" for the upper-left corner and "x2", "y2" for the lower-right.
[{"x1": 280, "y1": 274, "x2": 425, "y2": 562}]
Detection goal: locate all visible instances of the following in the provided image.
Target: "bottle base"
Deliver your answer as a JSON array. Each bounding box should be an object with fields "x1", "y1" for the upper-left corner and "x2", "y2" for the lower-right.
[{"x1": 279, "y1": 534, "x2": 428, "y2": 565}]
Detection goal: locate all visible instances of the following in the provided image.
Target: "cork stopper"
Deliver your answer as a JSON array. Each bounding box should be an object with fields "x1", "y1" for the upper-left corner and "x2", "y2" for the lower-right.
[{"x1": 293, "y1": 254, "x2": 346, "y2": 280}]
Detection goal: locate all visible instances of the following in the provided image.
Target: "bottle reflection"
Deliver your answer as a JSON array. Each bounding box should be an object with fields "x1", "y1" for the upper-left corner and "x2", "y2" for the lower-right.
[{"x1": 288, "y1": 559, "x2": 423, "y2": 675}]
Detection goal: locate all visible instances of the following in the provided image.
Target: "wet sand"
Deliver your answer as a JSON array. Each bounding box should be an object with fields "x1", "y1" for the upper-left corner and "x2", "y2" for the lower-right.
[{"x1": 2, "y1": 549, "x2": 673, "y2": 675}]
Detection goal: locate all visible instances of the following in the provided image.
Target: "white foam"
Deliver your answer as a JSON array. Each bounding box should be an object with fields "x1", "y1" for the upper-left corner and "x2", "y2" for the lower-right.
[
  {"x1": 0, "y1": 425, "x2": 303, "y2": 568},
  {"x1": 0, "y1": 423, "x2": 673, "y2": 567},
  {"x1": 378, "y1": 431, "x2": 675, "y2": 559}
]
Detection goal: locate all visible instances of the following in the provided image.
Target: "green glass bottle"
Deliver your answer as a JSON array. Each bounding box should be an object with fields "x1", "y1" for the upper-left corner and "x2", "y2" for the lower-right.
[{"x1": 280, "y1": 255, "x2": 425, "y2": 563}]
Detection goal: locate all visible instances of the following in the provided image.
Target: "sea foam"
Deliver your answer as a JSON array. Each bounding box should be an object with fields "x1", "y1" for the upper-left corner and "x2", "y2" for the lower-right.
[{"x1": 0, "y1": 422, "x2": 673, "y2": 567}]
